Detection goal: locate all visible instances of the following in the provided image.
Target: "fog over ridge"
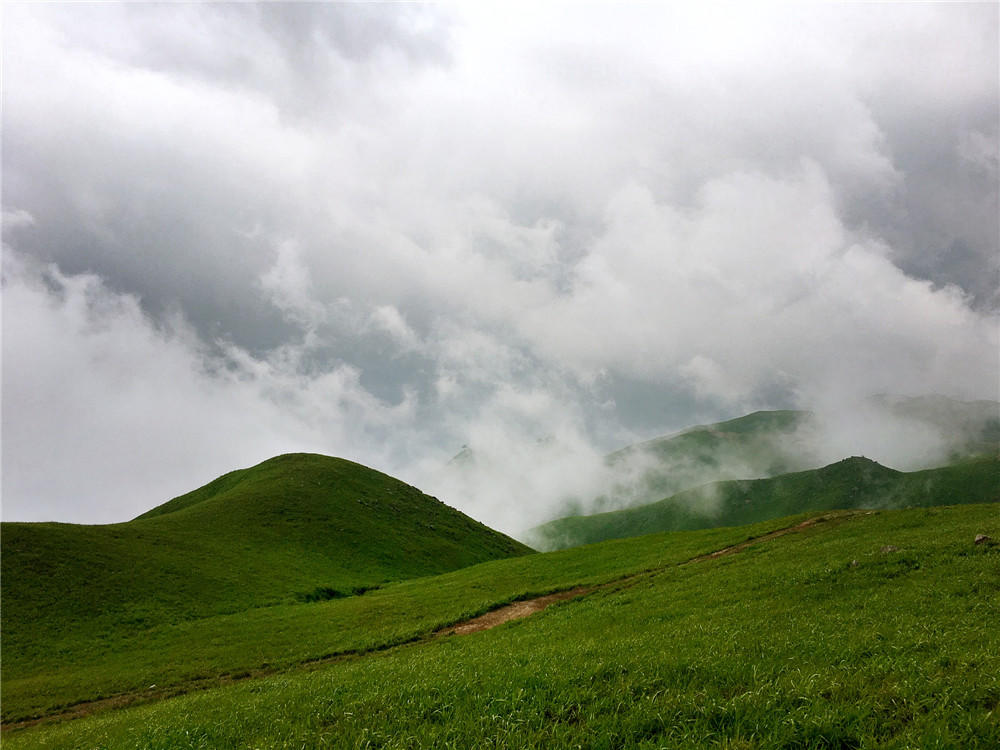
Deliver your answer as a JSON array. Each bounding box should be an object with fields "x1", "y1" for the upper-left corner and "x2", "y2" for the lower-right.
[{"x1": 3, "y1": 3, "x2": 997, "y2": 533}]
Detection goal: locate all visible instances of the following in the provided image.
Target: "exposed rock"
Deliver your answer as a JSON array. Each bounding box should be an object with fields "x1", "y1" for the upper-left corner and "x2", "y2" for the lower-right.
[
  {"x1": 974, "y1": 534, "x2": 993, "y2": 546},
  {"x1": 880, "y1": 545, "x2": 899, "y2": 553},
  {"x1": 849, "y1": 559, "x2": 859, "y2": 568}
]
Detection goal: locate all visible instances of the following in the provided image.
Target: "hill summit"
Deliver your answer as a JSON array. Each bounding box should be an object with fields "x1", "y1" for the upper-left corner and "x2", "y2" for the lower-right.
[{"x1": 2, "y1": 453, "x2": 533, "y2": 642}]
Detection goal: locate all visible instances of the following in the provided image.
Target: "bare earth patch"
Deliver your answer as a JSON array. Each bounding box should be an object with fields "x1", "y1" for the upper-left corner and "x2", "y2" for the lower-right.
[{"x1": 438, "y1": 587, "x2": 593, "y2": 636}]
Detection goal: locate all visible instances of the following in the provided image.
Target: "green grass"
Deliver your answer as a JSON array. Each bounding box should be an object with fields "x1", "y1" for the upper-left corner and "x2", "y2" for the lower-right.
[
  {"x1": 532, "y1": 455, "x2": 1000, "y2": 549},
  {"x1": 2, "y1": 514, "x2": 815, "y2": 723},
  {"x1": 2, "y1": 453, "x2": 531, "y2": 658},
  {"x1": 7, "y1": 503, "x2": 999, "y2": 748}
]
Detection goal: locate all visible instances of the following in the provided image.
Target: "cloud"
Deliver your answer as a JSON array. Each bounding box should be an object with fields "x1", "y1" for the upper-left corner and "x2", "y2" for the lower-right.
[
  {"x1": 1, "y1": 252, "x2": 416, "y2": 524},
  {"x1": 258, "y1": 241, "x2": 327, "y2": 333},
  {"x1": 2, "y1": 3, "x2": 997, "y2": 531}
]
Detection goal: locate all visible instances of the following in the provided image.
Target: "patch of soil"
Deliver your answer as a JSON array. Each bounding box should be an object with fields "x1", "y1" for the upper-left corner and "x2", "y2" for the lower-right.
[{"x1": 437, "y1": 587, "x2": 592, "y2": 636}]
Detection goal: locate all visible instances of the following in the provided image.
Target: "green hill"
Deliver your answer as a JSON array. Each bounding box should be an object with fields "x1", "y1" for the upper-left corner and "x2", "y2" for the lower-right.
[
  {"x1": 531, "y1": 456, "x2": 1000, "y2": 549},
  {"x1": 598, "y1": 409, "x2": 815, "y2": 506},
  {"x1": 550, "y1": 397, "x2": 998, "y2": 519},
  {"x1": 532, "y1": 409, "x2": 817, "y2": 521},
  {"x1": 1, "y1": 453, "x2": 532, "y2": 647},
  {"x1": 6, "y1": 504, "x2": 999, "y2": 747}
]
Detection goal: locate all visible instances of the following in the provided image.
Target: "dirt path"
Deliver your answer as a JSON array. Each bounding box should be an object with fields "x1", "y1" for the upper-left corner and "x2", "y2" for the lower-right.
[
  {"x1": 437, "y1": 586, "x2": 594, "y2": 636},
  {"x1": 685, "y1": 515, "x2": 830, "y2": 563},
  {"x1": 4, "y1": 511, "x2": 862, "y2": 732}
]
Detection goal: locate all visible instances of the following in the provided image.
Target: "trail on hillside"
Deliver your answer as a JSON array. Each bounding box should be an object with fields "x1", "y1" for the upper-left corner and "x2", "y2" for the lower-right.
[
  {"x1": 683, "y1": 513, "x2": 873, "y2": 563},
  {"x1": 437, "y1": 587, "x2": 594, "y2": 636},
  {"x1": 4, "y1": 511, "x2": 863, "y2": 732}
]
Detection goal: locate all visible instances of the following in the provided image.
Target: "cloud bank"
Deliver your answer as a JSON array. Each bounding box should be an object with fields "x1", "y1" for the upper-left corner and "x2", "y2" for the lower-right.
[{"x1": 3, "y1": 3, "x2": 997, "y2": 533}]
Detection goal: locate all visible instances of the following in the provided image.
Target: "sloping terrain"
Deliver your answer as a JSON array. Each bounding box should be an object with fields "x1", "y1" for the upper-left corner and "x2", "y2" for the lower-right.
[
  {"x1": 1, "y1": 512, "x2": 810, "y2": 724},
  {"x1": 550, "y1": 397, "x2": 999, "y2": 518},
  {"x1": 598, "y1": 409, "x2": 816, "y2": 507},
  {"x1": 6, "y1": 504, "x2": 999, "y2": 748},
  {"x1": 1, "y1": 453, "x2": 532, "y2": 648},
  {"x1": 531, "y1": 455, "x2": 1000, "y2": 549}
]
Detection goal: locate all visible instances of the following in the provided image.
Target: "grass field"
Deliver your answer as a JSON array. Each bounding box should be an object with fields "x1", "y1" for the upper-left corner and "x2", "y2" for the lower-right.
[
  {"x1": 532, "y1": 455, "x2": 1000, "y2": 549},
  {"x1": 2, "y1": 514, "x2": 807, "y2": 723},
  {"x1": 5, "y1": 503, "x2": 1000, "y2": 748}
]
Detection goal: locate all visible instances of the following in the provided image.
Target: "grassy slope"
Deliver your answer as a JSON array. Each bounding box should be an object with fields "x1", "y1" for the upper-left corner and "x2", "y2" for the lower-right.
[
  {"x1": 2, "y1": 515, "x2": 815, "y2": 723},
  {"x1": 9, "y1": 503, "x2": 1000, "y2": 749},
  {"x1": 2, "y1": 453, "x2": 531, "y2": 649},
  {"x1": 595, "y1": 410, "x2": 815, "y2": 509},
  {"x1": 570, "y1": 398, "x2": 999, "y2": 518},
  {"x1": 533, "y1": 455, "x2": 1000, "y2": 549}
]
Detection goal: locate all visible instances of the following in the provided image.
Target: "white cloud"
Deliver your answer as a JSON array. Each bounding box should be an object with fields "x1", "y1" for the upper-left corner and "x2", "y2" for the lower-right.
[
  {"x1": 1, "y1": 254, "x2": 416, "y2": 523},
  {"x1": 2, "y1": 3, "x2": 997, "y2": 530},
  {"x1": 258, "y1": 241, "x2": 327, "y2": 332},
  {"x1": 368, "y1": 305, "x2": 420, "y2": 350}
]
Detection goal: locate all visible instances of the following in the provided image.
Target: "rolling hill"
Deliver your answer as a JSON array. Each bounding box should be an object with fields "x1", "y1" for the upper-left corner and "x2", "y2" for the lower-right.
[
  {"x1": 1, "y1": 453, "x2": 532, "y2": 647},
  {"x1": 6, "y1": 504, "x2": 999, "y2": 747},
  {"x1": 530, "y1": 455, "x2": 1000, "y2": 549},
  {"x1": 544, "y1": 396, "x2": 999, "y2": 519},
  {"x1": 594, "y1": 409, "x2": 816, "y2": 509}
]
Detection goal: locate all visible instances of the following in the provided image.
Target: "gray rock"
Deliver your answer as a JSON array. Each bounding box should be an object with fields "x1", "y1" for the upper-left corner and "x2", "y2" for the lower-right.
[
  {"x1": 974, "y1": 534, "x2": 993, "y2": 545},
  {"x1": 880, "y1": 545, "x2": 899, "y2": 553}
]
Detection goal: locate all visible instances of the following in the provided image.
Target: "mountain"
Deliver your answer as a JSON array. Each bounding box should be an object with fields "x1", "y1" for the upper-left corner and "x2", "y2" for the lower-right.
[
  {"x1": 592, "y1": 409, "x2": 816, "y2": 510},
  {"x1": 530, "y1": 455, "x2": 1000, "y2": 549},
  {"x1": 2, "y1": 453, "x2": 533, "y2": 643},
  {"x1": 542, "y1": 396, "x2": 998, "y2": 519}
]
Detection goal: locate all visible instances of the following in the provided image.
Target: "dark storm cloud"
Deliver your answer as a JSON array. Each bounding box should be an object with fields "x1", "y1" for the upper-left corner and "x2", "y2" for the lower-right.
[{"x1": 3, "y1": 3, "x2": 997, "y2": 532}]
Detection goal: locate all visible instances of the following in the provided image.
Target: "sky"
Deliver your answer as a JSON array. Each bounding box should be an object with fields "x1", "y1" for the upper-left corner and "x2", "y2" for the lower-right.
[{"x1": 3, "y1": 2, "x2": 998, "y2": 534}]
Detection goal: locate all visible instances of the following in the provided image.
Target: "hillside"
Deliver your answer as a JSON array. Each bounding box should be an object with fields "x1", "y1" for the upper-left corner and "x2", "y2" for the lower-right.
[
  {"x1": 1, "y1": 453, "x2": 532, "y2": 647},
  {"x1": 6, "y1": 504, "x2": 999, "y2": 747},
  {"x1": 531, "y1": 455, "x2": 1000, "y2": 549},
  {"x1": 595, "y1": 409, "x2": 816, "y2": 509},
  {"x1": 541, "y1": 397, "x2": 999, "y2": 519}
]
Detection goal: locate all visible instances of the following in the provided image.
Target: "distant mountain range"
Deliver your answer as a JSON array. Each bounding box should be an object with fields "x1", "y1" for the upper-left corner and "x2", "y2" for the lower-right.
[
  {"x1": 528, "y1": 455, "x2": 1000, "y2": 550},
  {"x1": 524, "y1": 395, "x2": 999, "y2": 549}
]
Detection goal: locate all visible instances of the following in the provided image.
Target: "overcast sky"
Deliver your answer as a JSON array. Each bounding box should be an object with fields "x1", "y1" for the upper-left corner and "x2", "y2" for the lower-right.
[{"x1": 3, "y1": 3, "x2": 998, "y2": 533}]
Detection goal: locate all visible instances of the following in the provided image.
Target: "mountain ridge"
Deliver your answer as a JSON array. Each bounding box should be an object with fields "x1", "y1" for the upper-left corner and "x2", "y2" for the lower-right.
[{"x1": 530, "y1": 454, "x2": 1000, "y2": 550}]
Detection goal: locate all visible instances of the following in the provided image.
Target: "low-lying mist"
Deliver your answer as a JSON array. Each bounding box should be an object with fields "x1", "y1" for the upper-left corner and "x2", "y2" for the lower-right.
[{"x1": 422, "y1": 395, "x2": 999, "y2": 540}]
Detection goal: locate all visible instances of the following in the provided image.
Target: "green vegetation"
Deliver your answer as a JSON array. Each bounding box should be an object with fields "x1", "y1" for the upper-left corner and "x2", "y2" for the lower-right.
[
  {"x1": 588, "y1": 410, "x2": 816, "y2": 512},
  {"x1": 532, "y1": 455, "x2": 1000, "y2": 550},
  {"x1": 557, "y1": 397, "x2": 998, "y2": 519},
  {"x1": 5, "y1": 400, "x2": 999, "y2": 747},
  {"x1": 1, "y1": 453, "x2": 530, "y2": 670},
  {"x1": 3, "y1": 514, "x2": 805, "y2": 723},
  {"x1": 7, "y1": 504, "x2": 999, "y2": 748}
]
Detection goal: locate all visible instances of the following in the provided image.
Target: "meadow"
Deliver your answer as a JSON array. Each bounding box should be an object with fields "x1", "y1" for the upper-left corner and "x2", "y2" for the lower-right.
[
  {"x1": 3, "y1": 514, "x2": 806, "y2": 723},
  {"x1": 6, "y1": 503, "x2": 999, "y2": 749}
]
